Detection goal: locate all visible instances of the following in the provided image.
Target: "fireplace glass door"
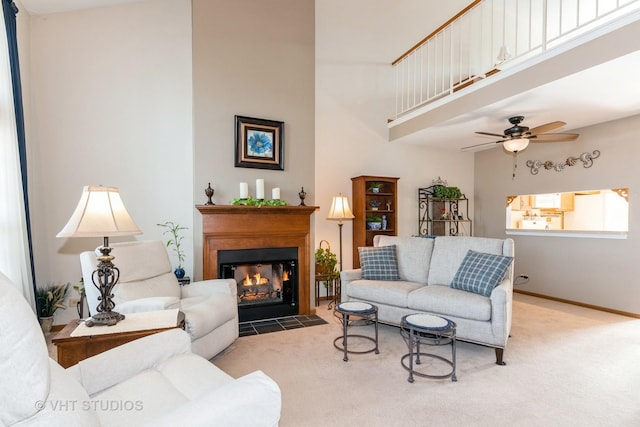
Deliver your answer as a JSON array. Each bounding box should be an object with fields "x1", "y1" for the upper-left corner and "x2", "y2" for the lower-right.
[{"x1": 219, "y1": 247, "x2": 298, "y2": 322}]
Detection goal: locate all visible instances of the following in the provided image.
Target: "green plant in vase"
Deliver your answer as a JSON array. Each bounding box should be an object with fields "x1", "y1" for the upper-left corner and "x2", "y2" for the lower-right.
[
  {"x1": 36, "y1": 282, "x2": 69, "y2": 334},
  {"x1": 315, "y1": 240, "x2": 338, "y2": 279},
  {"x1": 157, "y1": 221, "x2": 188, "y2": 279},
  {"x1": 368, "y1": 182, "x2": 384, "y2": 193},
  {"x1": 366, "y1": 215, "x2": 382, "y2": 230}
]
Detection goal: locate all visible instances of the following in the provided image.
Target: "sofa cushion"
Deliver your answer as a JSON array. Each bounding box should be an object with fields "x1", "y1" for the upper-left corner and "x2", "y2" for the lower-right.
[
  {"x1": 407, "y1": 285, "x2": 492, "y2": 321},
  {"x1": 374, "y1": 235, "x2": 434, "y2": 284},
  {"x1": 428, "y1": 236, "x2": 506, "y2": 286},
  {"x1": 92, "y1": 368, "x2": 188, "y2": 426},
  {"x1": 451, "y1": 250, "x2": 513, "y2": 297},
  {"x1": 347, "y1": 279, "x2": 422, "y2": 307},
  {"x1": 358, "y1": 245, "x2": 400, "y2": 281},
  {"x1": 0, "y1": 278, "x2": 51, "y2": 425}
]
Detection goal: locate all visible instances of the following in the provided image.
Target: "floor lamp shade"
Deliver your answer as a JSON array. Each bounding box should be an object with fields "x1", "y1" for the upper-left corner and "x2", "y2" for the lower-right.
[
  {"x1": 57, "y1": 186, "x2": 141, "y2": 326},
  {"x1": 57, "y1": 186, "x2": 142, "y2": 238},
  {"x1": 327, "y1": 195, "x2": 355, "y2": 223},
  {"x1": 327, "y1": 194, "x2": 354, "y2": 272}
]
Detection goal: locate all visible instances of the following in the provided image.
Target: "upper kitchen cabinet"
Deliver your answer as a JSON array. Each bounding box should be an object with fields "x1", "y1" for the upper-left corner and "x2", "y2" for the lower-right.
[
  {"x1": 531, "y1": 193, "x2": 574, "y2": 211},
  {"x1": 506, "y1": 189, "x2": 629, "y2": 234}
]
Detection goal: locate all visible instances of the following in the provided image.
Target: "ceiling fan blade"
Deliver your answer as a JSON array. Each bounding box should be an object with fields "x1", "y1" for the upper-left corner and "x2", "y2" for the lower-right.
[
  {"x1": 528, "y1": 121, "x2": 566, "y2": 135},
  {"x1": 461, "y1": 140, "x2": 504, "y2": 152},
  {"x1": 531, "y1": 133, "x2": 579, "y2": 142},
  {"x1": 475, "y1": 131, "x2": 505, "y2": 138}
]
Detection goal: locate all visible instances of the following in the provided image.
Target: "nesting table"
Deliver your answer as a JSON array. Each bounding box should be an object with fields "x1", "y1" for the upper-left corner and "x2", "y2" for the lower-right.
[
  {"x1": 400, "y1": 313, "x2": 457, "y2": 382},
  {"x1": 333, "y1": 301, "x2": 379, "y2": 361}
]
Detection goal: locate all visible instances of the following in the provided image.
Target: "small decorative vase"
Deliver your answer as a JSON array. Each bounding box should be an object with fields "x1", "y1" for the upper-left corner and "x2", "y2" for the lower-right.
[
  {"x1": 372, "y1": 187, "x2": 380, "y2": 193},
  {"x1": 174, "y1": 267, "x2": 186, "y2": 279},
  {"x1": 298, "y1": 187, "x2": 307, "y2": 206},
  {"x1": 205, "y1": 183, "x2": 215, "y2": 205},
  {"x1": 39, "y1": 316, "x2": 54, "y2": 335}
]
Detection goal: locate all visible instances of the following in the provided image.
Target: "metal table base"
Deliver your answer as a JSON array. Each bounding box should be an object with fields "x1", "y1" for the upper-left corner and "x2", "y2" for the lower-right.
[
  {"x1": 400, "y1": 313, "x2": 457, "y2": 382},
  {"x1": 333, "y1": 302, "x2": 379, "y2": 362}
]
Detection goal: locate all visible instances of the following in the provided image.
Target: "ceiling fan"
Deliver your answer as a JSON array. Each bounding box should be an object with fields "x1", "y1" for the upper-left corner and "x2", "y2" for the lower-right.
[{"x1": 462, "y1": 115, "x2": 579, "y2": 153}]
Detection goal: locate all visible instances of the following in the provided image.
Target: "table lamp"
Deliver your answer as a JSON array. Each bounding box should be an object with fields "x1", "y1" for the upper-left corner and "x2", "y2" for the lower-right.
[
  {"x1": 57, "y1": 185, "x2": 142, "y2": 326},
  {"x1": 327, "y1": 194, "x2": 355, "y2": 271}
]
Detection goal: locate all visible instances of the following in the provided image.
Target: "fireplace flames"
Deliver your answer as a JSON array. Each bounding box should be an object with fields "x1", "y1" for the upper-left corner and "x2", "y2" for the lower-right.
[{"x1": 243, "y1": 272, "x2": 268, "y2": 286}]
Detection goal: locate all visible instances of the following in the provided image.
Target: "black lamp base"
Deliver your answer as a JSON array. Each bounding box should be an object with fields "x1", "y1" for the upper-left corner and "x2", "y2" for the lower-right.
[
  {"x1": 86, "y1": 236, "x2": 124, "y2": 327},
  {"x1": 85, "y1": 310, "x2": 125, "y2": 327}
]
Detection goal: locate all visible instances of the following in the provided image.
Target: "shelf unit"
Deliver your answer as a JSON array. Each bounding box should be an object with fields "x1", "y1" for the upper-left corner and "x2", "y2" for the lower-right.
[
  {"x1": 351, "y1": 175, "x2": 399, "y2": 268},
  {"x1": 418, "y1": 186, "x2": 472, "y2": 236}
]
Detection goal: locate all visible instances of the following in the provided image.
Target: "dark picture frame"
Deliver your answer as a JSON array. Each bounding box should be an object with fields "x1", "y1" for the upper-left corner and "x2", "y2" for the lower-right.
[{"x1": 235, "y1": 115, "x2": 284, "y2": 170}]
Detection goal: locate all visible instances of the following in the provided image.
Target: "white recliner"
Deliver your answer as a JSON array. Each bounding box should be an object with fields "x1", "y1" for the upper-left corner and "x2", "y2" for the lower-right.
[
  {"x1": 0, "y1": 272, "x2": 281, "y2": 427},
  {"x1": 80, "y1": 240, "x2": 239, "y2": 360}
]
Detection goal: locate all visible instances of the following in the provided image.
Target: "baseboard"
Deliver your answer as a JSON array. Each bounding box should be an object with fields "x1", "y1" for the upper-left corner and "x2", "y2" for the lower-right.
[{"x1": 514, "y1": 289, "x2": 640, "y2": 319}]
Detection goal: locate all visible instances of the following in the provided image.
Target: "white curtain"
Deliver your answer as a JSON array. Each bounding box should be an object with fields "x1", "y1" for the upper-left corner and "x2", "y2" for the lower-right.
[{"x1": 0, "y1": 7, "x2": 34, "y2": 309}]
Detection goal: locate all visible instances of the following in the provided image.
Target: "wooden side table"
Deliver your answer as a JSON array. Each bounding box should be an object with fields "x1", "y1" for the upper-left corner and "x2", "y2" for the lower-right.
[{"x1": 52, "y1": 311, "x2": 185, "y2": 368}]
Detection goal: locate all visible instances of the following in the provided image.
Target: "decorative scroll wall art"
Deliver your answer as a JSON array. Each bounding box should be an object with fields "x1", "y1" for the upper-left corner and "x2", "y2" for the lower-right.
[{"x1": 526, "y1": 150, "x2": 600, "y2": 175}]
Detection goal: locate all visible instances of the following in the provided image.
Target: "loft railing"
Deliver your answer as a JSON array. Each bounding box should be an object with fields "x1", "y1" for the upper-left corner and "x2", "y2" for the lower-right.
[{"x1": 392, "y1": 0, "x2": 640, "y2": 119}]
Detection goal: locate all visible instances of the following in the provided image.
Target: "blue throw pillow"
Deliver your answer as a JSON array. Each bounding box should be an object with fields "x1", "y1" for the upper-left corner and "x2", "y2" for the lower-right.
[
  {"x1": 451, "y1": 250, "x2": 513, "y2": 297},
  {"x1": 359, "y1": 245, "x2": 400, "y2": 281}
]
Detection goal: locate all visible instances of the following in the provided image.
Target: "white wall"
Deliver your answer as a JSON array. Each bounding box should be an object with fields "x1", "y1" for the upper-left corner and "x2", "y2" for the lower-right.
[
  {"x1": 191, "y1": 0, "x2": 315, "y2": 279},
  {"x1": 27, "y1": 0, "x2": 193, "y2": 324},
  {"x1": 315, "y1": 0, "x2": 475, "y2": 270},
  {"x1": 475, "y1": 114, "x2": 640, "y2": 315}
]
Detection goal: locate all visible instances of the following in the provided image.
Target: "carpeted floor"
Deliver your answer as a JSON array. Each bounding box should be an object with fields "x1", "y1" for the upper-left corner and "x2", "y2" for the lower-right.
[{"x1": 212, "y1": 293, "x2": 640, "y2": 427}]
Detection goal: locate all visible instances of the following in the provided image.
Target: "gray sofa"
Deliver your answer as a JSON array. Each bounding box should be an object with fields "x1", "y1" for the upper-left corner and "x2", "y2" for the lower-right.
[{"x1": 340, "y1": 235, "x2": 515, "y2": 365}]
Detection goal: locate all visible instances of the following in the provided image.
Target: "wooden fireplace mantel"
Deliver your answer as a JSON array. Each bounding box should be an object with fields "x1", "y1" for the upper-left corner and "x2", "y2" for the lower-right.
[{"x1": 196, "y1": 204, "x2": 318, "y2": 316}]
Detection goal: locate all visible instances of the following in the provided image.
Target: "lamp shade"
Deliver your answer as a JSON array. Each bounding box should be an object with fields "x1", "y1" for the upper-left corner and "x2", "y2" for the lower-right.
[
  {"x1": 503, "y1": 138, "x2": 530, "y2": 153},
  {"x1": 57, "y1": 186, "x2": 142, "y2": 238},
  {"x1": 327, "y1": 195, "x2": 355, "y2": 222}
]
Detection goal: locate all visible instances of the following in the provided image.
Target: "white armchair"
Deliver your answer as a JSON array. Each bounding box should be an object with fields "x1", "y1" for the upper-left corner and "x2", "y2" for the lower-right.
[
  {"x1": 0, "y1": 272, "x2": 281, "y2": 427},
  {"x1": 80, "y1": 240, "x2": 238, "y2": 360}
]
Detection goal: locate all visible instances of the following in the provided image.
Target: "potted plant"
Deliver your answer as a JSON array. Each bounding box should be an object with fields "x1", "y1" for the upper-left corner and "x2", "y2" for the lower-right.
[
  {"x1": 157, "y1": 221, "x2": 188, "y2": 278},
  {"x1": 36, "y1": 282, "x2": 69, "y2": 334},
  {"x1": 368, "y1": 182, "x2": 384, "y2": 193},
  {"x1": 434, "y1": 185, "x2": 462, "y2": 199},
  {"x1": 315, "y1": 240, "x2": 338, "y2": 278},
  {"x1": 366, "y1": 216, "x2": 382, "y2": 230}
]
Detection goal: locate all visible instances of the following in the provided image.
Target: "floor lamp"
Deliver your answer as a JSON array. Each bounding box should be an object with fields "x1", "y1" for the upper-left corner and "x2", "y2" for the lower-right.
[
  {"x1": 57, "y1": 186, "x2": 142, "y2": 326},
  {"x1": 327, "y1": 194, "x2": 355, "y2": 271}
]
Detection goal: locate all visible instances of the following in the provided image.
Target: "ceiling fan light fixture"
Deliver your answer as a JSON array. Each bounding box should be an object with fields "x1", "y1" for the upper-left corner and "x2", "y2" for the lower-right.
[{"x1": 504, "y1": 138, "x2": 529, "y2": 152}]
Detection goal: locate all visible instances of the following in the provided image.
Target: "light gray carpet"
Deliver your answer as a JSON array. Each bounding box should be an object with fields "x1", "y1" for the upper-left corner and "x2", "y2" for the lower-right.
[{"x1": 213, "y1": 293, "x2": 640, "y2": 427}]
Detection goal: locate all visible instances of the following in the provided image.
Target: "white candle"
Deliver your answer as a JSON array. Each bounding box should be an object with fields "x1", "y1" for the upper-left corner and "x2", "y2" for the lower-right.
[
  {"x1": 272, "y1": 188, "x2": 280, "y2": 200},
  {"x1": 240, "y1": 182, "x2": 248, "y2": 199},
  {"x1": 256, "y1": 179, "x2": 264, "y2": 199}
]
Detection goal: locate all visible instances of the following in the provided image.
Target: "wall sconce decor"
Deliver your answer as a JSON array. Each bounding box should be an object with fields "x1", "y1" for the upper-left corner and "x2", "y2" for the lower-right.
[{"x1": 526, "y1": 150, "x2": 600, "y2": 175}]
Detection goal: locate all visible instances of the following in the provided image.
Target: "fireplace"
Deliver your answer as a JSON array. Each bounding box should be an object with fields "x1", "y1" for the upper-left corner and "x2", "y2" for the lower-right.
[
  {"x1": 219, "y1": 247, "x2": 298, "y2": 322},
  {"x1": 197, "y1": 204, "x2": 317, "y2": 321}
]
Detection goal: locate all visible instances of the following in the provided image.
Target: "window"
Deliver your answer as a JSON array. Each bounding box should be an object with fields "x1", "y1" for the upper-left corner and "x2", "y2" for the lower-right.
[{"x1": 506, "y1": 189, "x2": 628, "y2": 236}]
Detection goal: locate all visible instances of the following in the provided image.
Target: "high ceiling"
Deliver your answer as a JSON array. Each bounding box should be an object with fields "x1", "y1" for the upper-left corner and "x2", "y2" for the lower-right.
[{"x1": 18, "y1": 0, "x2": 640, "y2": 152}]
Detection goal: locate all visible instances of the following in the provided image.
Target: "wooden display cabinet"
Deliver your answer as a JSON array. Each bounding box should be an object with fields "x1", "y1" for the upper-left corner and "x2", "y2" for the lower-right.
[{"x1": 351, "y1": 175, "x2": 399, "y2": 268}]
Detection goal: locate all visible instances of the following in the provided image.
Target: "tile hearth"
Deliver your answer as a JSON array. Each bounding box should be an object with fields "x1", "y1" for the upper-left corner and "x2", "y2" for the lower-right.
[{"x1": 239, "y1": 314, "x2": 327, "y2": 337}]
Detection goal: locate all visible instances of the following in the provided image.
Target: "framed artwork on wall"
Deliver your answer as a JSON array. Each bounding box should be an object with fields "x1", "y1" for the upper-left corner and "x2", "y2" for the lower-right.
[{"x1": 234, "y1": 115, "x2": 284, "y2": 170}]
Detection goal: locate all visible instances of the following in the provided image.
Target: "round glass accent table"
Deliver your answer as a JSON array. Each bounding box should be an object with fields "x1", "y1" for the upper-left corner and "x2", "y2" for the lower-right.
[
  {"x1": 400, "y1": 313, "x2": 457, "y2": 382},
  {"x1": 333, "y1": 302, "x2": 379, "y2": 362}
]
